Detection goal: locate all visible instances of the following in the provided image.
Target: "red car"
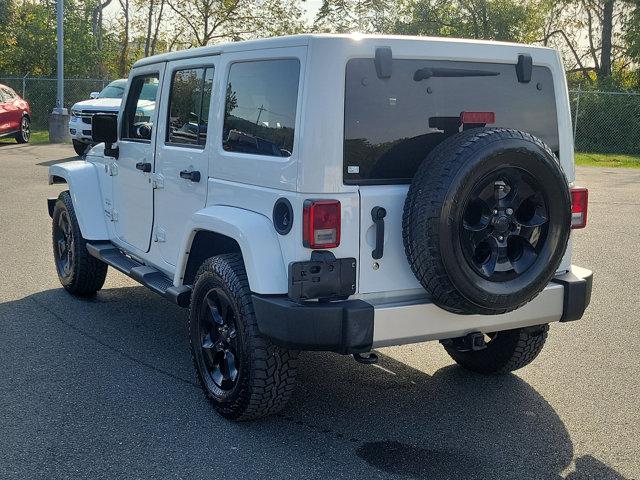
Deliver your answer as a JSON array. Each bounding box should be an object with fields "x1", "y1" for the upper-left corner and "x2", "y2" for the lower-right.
[{"x1": 0, "y1": 84, "x2": 31, "y2": 143}]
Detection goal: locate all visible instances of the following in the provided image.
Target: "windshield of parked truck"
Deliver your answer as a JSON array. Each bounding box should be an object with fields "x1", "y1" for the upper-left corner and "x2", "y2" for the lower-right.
[
  {"x1": 343, "y1": 58, "x2": 559, "y2": 185},
  {"x1": 98, "y1": 80, "x2": 127, "y2": 99}
]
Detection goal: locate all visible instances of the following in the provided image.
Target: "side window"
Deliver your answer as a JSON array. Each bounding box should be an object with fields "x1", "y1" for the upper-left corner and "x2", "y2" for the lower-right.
[
  {"x1": 0, "y1": 88, "x2": 13, "y2": 102},
  {"x1": 122, "y1": 74, "x2": 159, "y2": 141},
  {"x1": 222, "y1": 59, "x2": 300, "y2": 157},
  {"x1": 167, "y1": 67, "x2": 214, "y2": 146}
]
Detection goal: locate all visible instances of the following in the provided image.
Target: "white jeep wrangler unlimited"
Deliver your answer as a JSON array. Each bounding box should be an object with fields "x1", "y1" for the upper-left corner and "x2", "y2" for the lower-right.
[{"x1": 48, "y1": 34, "x2": 593, "y2": 421}]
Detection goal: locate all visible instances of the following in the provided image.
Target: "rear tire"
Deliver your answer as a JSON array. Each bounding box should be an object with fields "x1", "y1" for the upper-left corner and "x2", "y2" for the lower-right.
[
  {"x1": 403, "y1": 128, "x2": 571, "y2": 315},
  {"x1": 15, "y1": 116, "x2": 30, "y2": 143},
  {"x1": 444, "y1": 325, "x2": 549, "y2": 374},
  {"x1": 72, "y1": 140, "x2": 88, "y2": 157},
  {"x1": 189, "y1": 254, "x2": 298, "y2": 421},
  {"x1": 52, "y1": 191, "x2": 108, "y2": 295}
]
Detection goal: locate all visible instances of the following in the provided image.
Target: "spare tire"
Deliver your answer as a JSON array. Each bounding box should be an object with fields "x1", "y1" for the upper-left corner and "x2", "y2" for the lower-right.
[{"x1": 402, "y1": 128, "x2": 571, "y2": 315}]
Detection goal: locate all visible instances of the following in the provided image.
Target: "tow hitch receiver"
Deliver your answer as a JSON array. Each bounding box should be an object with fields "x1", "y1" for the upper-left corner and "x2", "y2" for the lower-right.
[{"x1": 440, "y1": 332, "x2": 487, "y2": 352}]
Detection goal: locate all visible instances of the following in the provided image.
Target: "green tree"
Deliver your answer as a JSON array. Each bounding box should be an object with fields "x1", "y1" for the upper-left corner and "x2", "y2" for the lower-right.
[
  {"x1": 393, "y1": 0, "x2": 548, "y2": 42},
  {"x1": 315, "y1": 0, "x2": 391, "y2": 33}
]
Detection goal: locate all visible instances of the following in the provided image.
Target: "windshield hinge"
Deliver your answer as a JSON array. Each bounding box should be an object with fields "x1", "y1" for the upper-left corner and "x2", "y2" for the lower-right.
[
  {"x1": 151, "y1": 173, "x2": 164, "y2": 189},
  {"x1": 104, "y1": 162, "x2": 118, "y2": 177},
  {"x1": 154, "y1": 227, "x2": 166, "y2": 243}
]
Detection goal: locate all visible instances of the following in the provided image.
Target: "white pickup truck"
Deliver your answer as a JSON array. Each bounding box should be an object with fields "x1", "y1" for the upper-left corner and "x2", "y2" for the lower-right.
[
  {"x1": 67, "y1": 79, "x2": 158, "y2": 156},
  {"x1": 48, "y1": 34, "x2": 592, "y2": 421}
]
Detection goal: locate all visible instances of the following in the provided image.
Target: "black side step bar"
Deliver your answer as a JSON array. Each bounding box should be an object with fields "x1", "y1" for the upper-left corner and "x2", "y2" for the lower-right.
[{"x1": 86, "y1": 242, "x2": 191, "y2": 308}]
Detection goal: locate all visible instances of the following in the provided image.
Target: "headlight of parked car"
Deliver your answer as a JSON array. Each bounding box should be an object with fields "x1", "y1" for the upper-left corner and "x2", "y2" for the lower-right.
[{"x1": 71, "y1": 109, "x2": 81, "y2": 117}]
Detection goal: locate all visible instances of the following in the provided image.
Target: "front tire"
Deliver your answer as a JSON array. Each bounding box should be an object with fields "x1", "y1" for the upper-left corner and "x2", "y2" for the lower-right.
[
  {"x1": 72, "y1": 140, "x2": 88, "y2": 157},
  {"x1": 52, "y1": 191, "x2": 108, "y2": 295},
  {"x1": 443, "y1": 325, "x2": 549, "y2": 375},
  {"x1": 189, "y1": 254, "x2": 298, "y2": 421},
  {"x1": 15, "y1": 116, "x2": 30, "y2": 143}
]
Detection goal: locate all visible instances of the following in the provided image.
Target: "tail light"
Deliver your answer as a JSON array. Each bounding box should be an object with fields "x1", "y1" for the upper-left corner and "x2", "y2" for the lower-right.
[
  {"x1": 570, "y1": 187, "x2": 588, "y2": 229},
  {"x1": 303, "y1": 200, "x2": 341, "y2": 249},
  {"x1": 460, "y1": 111, "x2": 496, "y2": 125}
]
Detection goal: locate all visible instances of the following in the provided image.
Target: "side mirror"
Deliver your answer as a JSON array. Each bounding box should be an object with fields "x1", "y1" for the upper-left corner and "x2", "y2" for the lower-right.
[
  {"x1": 89, "y1": 91, "x2": 100, "y2": 99},
  {"x1": 92, "y1": 114, "x2": 119, "y2": 159}
]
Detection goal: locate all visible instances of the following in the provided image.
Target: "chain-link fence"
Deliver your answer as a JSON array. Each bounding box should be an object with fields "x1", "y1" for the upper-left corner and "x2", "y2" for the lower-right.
[
  {"x1": 569, "y1": 89, "x2": 640, "y2": 156},
  {"x1": 0, "y1": 76, "x2": 109, "y2": 130},
  {"x1": 1, "y1": 76, "x2": 639, "y2": 155}
]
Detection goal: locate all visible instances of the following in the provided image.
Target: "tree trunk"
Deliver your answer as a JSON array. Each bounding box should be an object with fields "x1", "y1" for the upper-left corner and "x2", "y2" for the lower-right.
[
  {"x1": 144, "y1": 0, "x2": 154, "y2": 57},
  {"x1": 600, "y1": 0, "x2": 614, "y2": 77},
  {"x1": 150, "y1": 0, "x2": 165, "y2": 55},
  {"x1": 118, "y1": 0, "x2": 130, "y2": 77},
  {"x1": 92, "y1": 0, "x2": 112, "y2": 51}
]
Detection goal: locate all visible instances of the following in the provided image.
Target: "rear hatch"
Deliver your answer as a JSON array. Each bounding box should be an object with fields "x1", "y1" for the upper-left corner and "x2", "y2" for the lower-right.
[{"x1": 344, "y1": 57, "x2": 560, "y2": 294}]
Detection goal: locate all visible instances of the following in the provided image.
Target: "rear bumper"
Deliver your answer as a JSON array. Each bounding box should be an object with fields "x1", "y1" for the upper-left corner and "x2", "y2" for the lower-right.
[{"x1": 253, "y1": 265, "x2": 592, "y2": 353}]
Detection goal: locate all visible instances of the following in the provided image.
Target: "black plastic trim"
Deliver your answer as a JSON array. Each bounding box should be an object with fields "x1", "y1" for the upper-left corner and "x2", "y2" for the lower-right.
[
  {"x1": 288, "y1": 253, "x2": 356, "y2": 301},
  {"x1": 252, "y1": 295, "x2": 374, "y2": 354},
  {"x1": 86, "y1": 241, "x2": 191, "y2": 307},
  {"x1": 273, "y1": 197, "x2": 294, "y2": 235},
  {"x1": 551, "y1": 268, "x2": 593, "y2": 322}
]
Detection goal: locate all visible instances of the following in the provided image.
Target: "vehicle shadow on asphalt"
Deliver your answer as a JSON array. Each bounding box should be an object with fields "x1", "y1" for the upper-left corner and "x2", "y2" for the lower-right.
[
  {"x1": 36, "y1": 156, "x2": 78, "y2": 167},
  {"x1": 278, "y1": 352, "x2": 628, "y2": 479},
  {"x1": 0, "y1": 286, "x2": 628, "y2": 480}
]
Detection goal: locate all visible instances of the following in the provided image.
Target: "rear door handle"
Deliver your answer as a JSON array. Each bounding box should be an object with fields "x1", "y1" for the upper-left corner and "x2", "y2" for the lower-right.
[
  {"x1": 135, "y1": 162, "x2": 151, "y2": 173},
  {"x1": 180, "y1": 170, "x2": 201, "y2": 182},
  {"x1": 371, "y1": 206, "x2": 386, "y2": 259}
]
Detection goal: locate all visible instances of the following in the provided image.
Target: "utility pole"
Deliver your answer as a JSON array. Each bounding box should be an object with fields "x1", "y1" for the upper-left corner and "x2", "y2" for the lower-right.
[
  {"x1": 255, "y1": 104, "x2": 266, "y2": 126},
  {"x1": 49, "y1": 0, "x2": 70, "y2": 142}
]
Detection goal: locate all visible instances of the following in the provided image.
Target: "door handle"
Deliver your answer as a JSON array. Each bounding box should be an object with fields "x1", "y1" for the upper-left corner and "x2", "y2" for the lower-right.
[
  {"x1": 371, "y1": 206, "x2": 386, "y2": 260},
  {"x1": 135, "y1": 162, "x2": 152, "y2": 173},
  {"x1": 180, "y1": 170, "x2": 201, "y2": 182}
]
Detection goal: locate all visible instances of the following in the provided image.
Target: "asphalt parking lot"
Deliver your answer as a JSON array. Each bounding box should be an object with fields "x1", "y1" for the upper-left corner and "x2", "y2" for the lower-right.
[{"x1": 0, "y1": 143, "x2": 638, "y2": 479}]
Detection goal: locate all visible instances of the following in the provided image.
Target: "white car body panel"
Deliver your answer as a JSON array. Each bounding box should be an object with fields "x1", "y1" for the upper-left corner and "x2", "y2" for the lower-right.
[
  {"x1": 112, "y1": 64, "x2": 165, "y2": 253},
  {"x1": 153, "y1": 56, "x2": 218, "y2": 265},
  {"x1": 48, "y1": 161, "x2": 109, "y2": 240},
  {"x1": 175, "y1": 205, "x2": 288, "y2": 294}
]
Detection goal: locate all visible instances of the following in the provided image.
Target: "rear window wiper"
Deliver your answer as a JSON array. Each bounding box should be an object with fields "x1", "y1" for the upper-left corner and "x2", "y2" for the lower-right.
[{"x1": 413, "y1": 67, "x2": 500, "y2": 81}]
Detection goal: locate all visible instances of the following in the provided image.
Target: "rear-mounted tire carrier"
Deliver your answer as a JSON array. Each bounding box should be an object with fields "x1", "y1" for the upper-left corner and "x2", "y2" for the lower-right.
[{"x1": 86, "y1": 242, "x2": 191, "y2": 307}]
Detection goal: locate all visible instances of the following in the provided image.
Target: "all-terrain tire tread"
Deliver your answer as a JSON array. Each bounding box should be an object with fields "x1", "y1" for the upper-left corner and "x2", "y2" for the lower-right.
[
  {"x1": 189, "y1": 254, "x2": 298, "y2": 421},
  {"x1": 53, "y1": 191, "x2": 108, "y2": 295},
  {"x1": 402, "y1": 128, "x2": 565, "y2": 314}
]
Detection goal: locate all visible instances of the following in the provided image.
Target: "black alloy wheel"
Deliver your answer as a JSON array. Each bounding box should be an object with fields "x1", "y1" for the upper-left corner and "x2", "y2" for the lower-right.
[
  {"x1": 189, "y1": 254, "x2": 298, "y2": 420},
  {"x1": 53, "y1": 209, "x2": 75, "y2": 281},
  {"x1": 16, "y1": 116, "x2": 30, "y2": 143},
  {"x1": 197, "y1": 288, "x2": 240, "y2": 394},
  {"x1": 461, "y1": 167, "x2": 549, "y2": 281}
]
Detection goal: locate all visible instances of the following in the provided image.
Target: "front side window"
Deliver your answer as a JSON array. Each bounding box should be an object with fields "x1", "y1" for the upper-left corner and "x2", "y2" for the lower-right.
[
  {"x1": 167, "y1": 67, "x2": 214, "y2": 146},
  {"x1": 122, "y1": 74, "x2": 159, "y2": 141},
  {"x1": 222, "y1": 59, "x2": 300, "y2": 157}
]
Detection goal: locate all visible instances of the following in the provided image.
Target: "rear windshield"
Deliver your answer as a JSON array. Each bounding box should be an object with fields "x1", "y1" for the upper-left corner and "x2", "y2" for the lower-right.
[{"x1": 344, "y1": 58, "x2": 558, "y2": 185}]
